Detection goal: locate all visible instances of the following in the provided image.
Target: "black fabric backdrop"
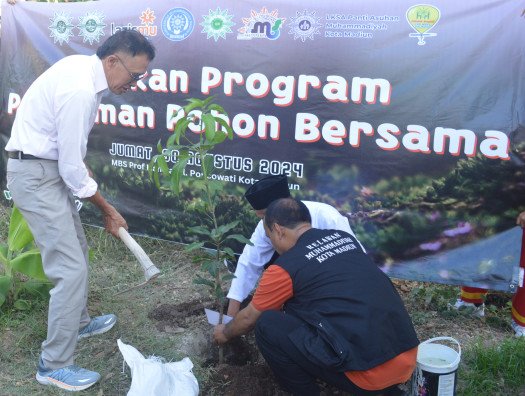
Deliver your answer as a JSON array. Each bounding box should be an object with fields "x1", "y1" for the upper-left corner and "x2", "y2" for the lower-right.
[{"x1": 1, "y1": 1, "x2": 524, "y2": 291}]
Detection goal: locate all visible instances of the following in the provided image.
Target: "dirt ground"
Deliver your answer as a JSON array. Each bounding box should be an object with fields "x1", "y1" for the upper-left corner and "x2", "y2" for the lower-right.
[
  {"x1": 148, "y1": 298, "x2": 284, "y2": 396},
  {"x1": 0, "y1": 224, "x2": 518, "y2": 396},
  {"x1": 148, "y1": 297, "x2": 359, "y2": 395},
  {"x1": 145, "y1": 278, "x2": 514, "y2": 396}
]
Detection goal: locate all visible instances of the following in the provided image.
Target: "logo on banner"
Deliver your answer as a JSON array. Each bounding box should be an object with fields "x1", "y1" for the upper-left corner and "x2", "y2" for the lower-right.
[
  {"x1": 110, "y1": 8, "x2": 158, "y2": 37},
  {"x1": 406, "y1": 4, "x2": 440, "y2": 45},
  {"x1": 237, "y1": 7, "x2": 285, "y2": 40},
  {"x1": 77, "y1": 11, "x2": 106, "y2": 45},
  {"x1": 161, "y1": 8, "x2": 194, "y2": 41},
  {"x1": 49, "y1": 12, "x2": 75, "y2": 45},
  {"x1": 288, "y1": 10, "x2": 321, "y2": 42},
  {"x1": 200, "y1": 7, "x2": 235, "y2": 41}
]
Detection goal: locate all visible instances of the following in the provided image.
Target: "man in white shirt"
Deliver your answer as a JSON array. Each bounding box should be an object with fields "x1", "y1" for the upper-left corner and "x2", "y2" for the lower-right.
[
  {"x1": 5, "y1": 30, "x2": 155, "y2": 392},
  {"x1": 226, "y1": 174, "x2": 363, "y2": 317}
]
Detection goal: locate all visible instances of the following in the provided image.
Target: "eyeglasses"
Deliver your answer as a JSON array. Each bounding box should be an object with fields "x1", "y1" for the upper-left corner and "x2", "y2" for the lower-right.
[{"x1": 115, "y1": 55, "x2": 147, "y2": 82}]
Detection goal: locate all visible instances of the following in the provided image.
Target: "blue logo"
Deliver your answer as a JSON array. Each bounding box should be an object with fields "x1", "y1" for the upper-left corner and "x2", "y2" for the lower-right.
[
  {"x1": 288, "y1": 10, "x2": 321, "y2": 42},
  {"x1": 162, "y1": 8, "x2": 194, "y2": 41}
]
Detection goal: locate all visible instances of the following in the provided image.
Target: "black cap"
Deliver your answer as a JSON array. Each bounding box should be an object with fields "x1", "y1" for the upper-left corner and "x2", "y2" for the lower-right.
[{"x1": 244, "y1": 175, "x2": 291, "y2": 210}]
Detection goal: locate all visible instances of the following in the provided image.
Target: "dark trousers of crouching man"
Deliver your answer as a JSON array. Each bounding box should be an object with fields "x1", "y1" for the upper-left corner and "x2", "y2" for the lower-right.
[{"x1": 255, "y1": 311, "x2": 406, "y2": 396}]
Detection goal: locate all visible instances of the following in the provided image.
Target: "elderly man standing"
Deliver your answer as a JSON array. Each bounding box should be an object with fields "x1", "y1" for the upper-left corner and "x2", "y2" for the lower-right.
[
  {"x1": 5, "y1": 30, "x2": 155, "y2": 391},
  {"x1": 214, "y1": 198, "x2": 419, "y2": 395}
]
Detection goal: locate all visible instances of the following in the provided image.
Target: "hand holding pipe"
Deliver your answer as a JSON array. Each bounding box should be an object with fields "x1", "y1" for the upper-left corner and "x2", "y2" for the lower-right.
[{"x1": 118, "y1": 227, "x2": 160, "y2": 282}]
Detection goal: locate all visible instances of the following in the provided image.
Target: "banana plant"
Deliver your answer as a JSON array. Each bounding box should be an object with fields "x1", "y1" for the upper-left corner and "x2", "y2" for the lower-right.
[{"x1": 0, "y1": 206, "x2": 50, "y2": 309}]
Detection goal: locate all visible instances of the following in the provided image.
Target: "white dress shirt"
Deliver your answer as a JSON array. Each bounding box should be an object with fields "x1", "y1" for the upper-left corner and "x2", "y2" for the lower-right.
[
  {"x1": 6, "y1": 54, "x2": 108, "y2": 198},
  {"x1": 227, "y1": 200, "x2": 364, "y2": 302}
]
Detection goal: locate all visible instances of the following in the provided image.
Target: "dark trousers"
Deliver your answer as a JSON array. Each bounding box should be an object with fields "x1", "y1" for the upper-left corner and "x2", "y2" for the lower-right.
[{"x1": 255, "y1": 310, "x2": 402, "y2": 396}]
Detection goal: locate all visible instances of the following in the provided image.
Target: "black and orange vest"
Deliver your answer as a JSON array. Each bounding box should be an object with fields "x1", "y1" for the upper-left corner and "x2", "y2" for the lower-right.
[{"x1": 275, "y1": 228, "x2": 419, "y2": 372}]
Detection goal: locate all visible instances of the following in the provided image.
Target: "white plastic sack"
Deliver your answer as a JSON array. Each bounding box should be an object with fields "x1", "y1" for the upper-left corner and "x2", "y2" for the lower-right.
[{"x1": 117, "y1": 339, "x2": 199, "y2": 396}]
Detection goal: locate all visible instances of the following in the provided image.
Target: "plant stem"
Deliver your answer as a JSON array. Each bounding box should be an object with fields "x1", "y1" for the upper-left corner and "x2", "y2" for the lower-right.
[{"x1": 200, "y1": 143, "x2": 225, "y2": 364}]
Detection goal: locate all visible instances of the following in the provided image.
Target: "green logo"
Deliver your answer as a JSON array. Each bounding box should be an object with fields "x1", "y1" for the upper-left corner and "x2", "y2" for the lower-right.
[
  {"x1": 406, "y1": 4, "x2": 440, "y2": 45},
  {"x1": 200, "y1": 8, "x2": 235, "y2": 42}
]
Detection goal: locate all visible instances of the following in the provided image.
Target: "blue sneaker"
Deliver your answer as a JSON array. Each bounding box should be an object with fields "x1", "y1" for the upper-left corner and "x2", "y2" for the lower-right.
[
  {"x1": 36, "y1": 358, "x2": 100, "y2": 391},
  {"x1": 78, "y1": 314, "x2": 117, "y2": 340}
]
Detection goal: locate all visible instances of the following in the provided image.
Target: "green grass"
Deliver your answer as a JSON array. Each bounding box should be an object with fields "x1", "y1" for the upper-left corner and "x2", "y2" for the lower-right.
[
  {"x1": 0, "y1": 203, "x2": 207, "y2": 395},
  {"x1": 1, "y1": 204, "x2": 525, "y2": 395},
  {"x1": 458, "y1": 337, "x2": 525, "y2": 396},
  {"x1": 407, "y1": 282, "x2": 525, "y2": 395}
]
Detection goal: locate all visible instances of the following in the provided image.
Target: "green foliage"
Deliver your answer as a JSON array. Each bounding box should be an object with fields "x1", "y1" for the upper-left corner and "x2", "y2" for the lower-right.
[
  {"x1": 408, "y1": 283, "x2": 458, "y2": 311},
  {"x1": 458, "y1": 337, "x2": 525, "y2": 395},
  {"x1": 352, "y1": 209, "x2": 446, "y2": 262},
  {"x1": 426, "y1": 153, "x2": 525, "y2": 218},
  {"x1": 150, "y1": 97, "x2": 251, "y2": 327},
  {"x1": 0, "y1": 207, "x2": 50, "y2": 310},
  {"x1": 346, "y1": 148, "x2": 525, "y2": 263}
]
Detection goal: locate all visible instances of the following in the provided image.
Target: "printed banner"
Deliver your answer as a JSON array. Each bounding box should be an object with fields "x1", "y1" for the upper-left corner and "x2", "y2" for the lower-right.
[{"x1": 1, "y1": 0, "x2": 524, "y2": 291}]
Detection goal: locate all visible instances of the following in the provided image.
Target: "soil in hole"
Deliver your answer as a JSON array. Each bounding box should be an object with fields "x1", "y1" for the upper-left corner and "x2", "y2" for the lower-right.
[
  {"x1": 204, "y1": 336, "x2": 258, "y2": 367},
  {"x1": 202, "y1": 363, "x2": 358, "y2": 396},
  {"x1": 148, "y1": 300, "x2": 360, "y2": 395},
  {"x1": 148, "y1": 300, "x2": 207, "y2": 332},
  {"x1": 201, "y1": 363, "x2": 286, "y2": 396},
  {"x1": 149, "y1": 299, "x2": 259, "y2": 365},
  {"x1": 148, "y1": 300, "x2": 286, "y2": 394}
]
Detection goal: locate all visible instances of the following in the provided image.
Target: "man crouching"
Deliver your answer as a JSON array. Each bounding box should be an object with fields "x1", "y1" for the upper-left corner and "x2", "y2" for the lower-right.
[{"x1": 213, "y1": 198, "x2": 419, "y2": 396}]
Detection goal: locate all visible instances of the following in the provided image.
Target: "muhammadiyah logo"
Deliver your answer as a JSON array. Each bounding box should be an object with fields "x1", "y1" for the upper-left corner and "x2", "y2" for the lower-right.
[
  {"x1": 77, "y1": 11, "x2": 106, "y2": 45},
  {"x1": 49, "y1": 12, "x2": 75, "y2": 45},
  {"x1": 406, "y1": 4, "x2": 440, "y2": 45},
  {"x1": 200, "y1": 7, "x2": 235, "y2": 41},
  {"x1": 288, "y1": 10, "x2": 321, "y2": 42}
]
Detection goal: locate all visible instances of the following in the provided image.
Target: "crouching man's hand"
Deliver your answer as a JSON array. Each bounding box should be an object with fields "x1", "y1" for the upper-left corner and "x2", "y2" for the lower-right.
[
  {"x1": 212, "y1": 303, "x2": 262, "y2": 345},
  {"x1": 213, "y1": 324, "x2": 229, "y2": 345}
]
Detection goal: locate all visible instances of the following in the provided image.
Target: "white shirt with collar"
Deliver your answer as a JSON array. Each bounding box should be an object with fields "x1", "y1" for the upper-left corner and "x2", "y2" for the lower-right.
[
  {"x1": 227, "y1": 200, "x2": 364, "y2": 303},
  {"x1": 6, "y1": 54, "x2": 108, "y2": 198}
]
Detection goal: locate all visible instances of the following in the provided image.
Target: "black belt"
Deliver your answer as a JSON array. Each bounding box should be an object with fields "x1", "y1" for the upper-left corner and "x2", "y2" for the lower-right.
[{"x1": 7, "y1": 151, "x2": 41, "y2": 160}]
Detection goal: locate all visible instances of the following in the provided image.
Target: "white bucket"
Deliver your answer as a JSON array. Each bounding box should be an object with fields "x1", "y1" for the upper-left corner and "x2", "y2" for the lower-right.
[{"x1": 415, "y1": 337, "x2": 461, "y2": 396}]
